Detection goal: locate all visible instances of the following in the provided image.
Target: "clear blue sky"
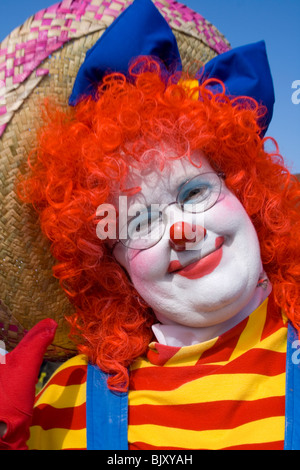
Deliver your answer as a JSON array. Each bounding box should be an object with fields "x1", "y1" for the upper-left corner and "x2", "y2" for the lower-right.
[{"x1": 0, "y1": 0, "x2": 299, "y2": 173}]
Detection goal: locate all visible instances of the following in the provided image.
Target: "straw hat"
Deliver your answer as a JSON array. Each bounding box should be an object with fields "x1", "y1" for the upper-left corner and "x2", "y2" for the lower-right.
[{"x1": 0, "y1": 0, "x2": 230, "y2": 359}]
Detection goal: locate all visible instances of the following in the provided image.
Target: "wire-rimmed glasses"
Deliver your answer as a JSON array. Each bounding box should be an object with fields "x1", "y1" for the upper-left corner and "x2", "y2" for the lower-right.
[{"x1": 116, "y1": 171, "x2": 225, "y2": 250}]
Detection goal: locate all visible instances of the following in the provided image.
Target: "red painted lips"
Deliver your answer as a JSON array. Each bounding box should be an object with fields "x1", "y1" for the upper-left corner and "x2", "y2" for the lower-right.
[{"x1": 168, "y1": 236, "x2": 224, "y2": 280}]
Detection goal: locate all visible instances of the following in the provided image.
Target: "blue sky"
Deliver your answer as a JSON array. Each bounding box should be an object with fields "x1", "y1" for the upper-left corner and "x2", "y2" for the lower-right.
[{"x1": 0, "y1": 0, "x2": 299, "y2": 173}]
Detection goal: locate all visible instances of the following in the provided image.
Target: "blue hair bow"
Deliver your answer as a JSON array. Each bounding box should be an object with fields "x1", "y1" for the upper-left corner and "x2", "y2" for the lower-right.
[{"x1": 69, "y1": 0, "x2": 275, "y2": 135}]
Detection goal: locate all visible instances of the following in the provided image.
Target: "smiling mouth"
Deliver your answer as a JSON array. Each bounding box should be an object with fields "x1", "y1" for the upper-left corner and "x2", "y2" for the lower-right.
[{"x1": 168, "y1": 236, "x2": 224, "y2": 280}]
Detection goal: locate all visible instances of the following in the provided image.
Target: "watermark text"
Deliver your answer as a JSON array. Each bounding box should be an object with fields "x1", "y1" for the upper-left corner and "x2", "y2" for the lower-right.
[
  {"x1": 291, "y1": 339, "x2": 300, "y2": 364},
  {"x1": 107, "y1": 453, "x2": 193, "y2": 467},
  {"x1": 291, "y1": 80, "x2": 300, "y2": 104},
  {"x1": 96, "y1": 196, "x2": 205, "y2": 250}
]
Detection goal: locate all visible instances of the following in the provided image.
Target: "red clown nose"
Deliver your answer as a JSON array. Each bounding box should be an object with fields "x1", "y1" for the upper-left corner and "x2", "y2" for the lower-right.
[{"x1": 169, "y1": 222, "x2": 206, "y2": 251}]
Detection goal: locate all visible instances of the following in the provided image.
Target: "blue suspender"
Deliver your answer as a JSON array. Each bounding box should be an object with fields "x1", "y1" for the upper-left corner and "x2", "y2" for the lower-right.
[
  {"x1": 284, "y1": 321, "x2": 300, "y2": 450},
  {"x1": 86, "y1": 363, "x2": 128, "y2": 450},
  {"x1": 86, "y1": 321, "x2": 300, "y2": 450}
]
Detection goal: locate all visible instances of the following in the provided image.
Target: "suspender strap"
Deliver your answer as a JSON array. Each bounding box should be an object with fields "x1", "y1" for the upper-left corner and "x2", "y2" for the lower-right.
[
  {"x1": 284, "y1": 321, "x2": 300, "y2": 450},
  {"x1": 86, "y1": 363, "x2": 128, "y2": 450}
]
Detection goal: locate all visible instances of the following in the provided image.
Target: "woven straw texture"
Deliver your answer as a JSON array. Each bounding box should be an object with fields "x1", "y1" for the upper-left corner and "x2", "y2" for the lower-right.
[{"x1": 0, "y1": 0, "x2": 230, "y2": 359}]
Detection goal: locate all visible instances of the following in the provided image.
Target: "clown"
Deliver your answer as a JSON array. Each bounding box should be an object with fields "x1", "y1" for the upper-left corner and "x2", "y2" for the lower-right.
[{"x1": 0, "y1": 0, "x2": 299, "y2": 451}]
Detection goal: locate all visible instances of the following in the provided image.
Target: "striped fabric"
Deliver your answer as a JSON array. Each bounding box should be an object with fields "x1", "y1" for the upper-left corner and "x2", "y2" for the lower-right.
[
  {"x1": 28, "y1": 355, "x2": 88, "y2": 450},
  {"x1": 128, "y1": 296, "x2": 288, "y2": 450},
  {"x1": 28, "y1": 295, "x2": 287, "y2": 450}
]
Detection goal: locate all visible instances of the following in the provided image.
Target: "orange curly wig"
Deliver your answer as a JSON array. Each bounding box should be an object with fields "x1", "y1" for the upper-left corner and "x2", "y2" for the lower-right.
[{"x1": 18, "y1": 57, "x2": 300, "y2": 391}]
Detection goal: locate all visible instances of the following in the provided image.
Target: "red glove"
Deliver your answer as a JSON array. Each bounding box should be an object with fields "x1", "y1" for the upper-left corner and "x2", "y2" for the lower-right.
[{"x1": 0, "y1": 319, "x2": 57, "y2": 450}]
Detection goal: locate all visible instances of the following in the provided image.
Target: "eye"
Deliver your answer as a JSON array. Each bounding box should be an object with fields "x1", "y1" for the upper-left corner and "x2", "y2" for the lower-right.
[
  {"x1": 179, "y1": 183, "x2": 211, "y2": 205},
  {"x1": 128, "y1": 211, "x2": 150, "y2": 237},
  {"x1": 127, "y1": 209, "x2": 163, "y2": 239}
]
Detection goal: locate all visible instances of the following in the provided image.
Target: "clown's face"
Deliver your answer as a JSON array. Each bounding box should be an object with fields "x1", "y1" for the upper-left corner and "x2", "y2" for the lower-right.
[{"x1": 113, "y1": 152, "x2": 263, "y2": 329}]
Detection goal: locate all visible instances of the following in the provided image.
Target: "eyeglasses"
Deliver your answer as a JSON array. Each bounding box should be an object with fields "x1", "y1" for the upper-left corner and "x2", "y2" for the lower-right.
[{"x1": 116, "y1": 171, "x2": 225, "y2": 250}]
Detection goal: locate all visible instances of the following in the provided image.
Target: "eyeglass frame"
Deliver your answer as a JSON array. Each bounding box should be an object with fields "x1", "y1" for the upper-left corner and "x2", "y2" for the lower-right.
[{"x1": 112, "y1": 171, "x2": 226, "y2": 251}]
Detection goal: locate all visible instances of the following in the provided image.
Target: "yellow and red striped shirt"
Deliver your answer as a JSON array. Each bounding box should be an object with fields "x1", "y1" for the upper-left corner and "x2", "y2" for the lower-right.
[{"x1": 28, "y1": 295, "x2": 288, "y2": 450}]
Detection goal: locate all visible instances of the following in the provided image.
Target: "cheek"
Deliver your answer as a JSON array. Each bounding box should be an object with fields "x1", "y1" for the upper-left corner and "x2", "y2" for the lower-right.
[
  {"x1": 129, "y1": 246, "x2": 167, "y2": 283},
  {"x1": 221, "y1": 192, "x2": 243, "y2": 212},
  {"x1": 211, "y1": 193, "x2": 249, "y2": 231}
]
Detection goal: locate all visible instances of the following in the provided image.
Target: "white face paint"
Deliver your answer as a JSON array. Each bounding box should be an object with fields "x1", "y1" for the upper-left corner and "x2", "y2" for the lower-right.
[{"x1": 113, "y1": 152, "x2": 265, "y2": 333}]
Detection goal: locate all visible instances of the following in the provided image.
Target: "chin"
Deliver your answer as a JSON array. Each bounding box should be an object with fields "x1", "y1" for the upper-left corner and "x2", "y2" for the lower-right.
[{"x1": 175, "y1": 287, "x2": 257, "y2": 328}]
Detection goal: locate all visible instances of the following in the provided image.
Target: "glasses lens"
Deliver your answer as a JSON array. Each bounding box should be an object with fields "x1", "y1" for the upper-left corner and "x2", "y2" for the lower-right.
[
  {"x1": 177, "y1": 172, "x2": 222, "y2": 213},
  {"x1": 121, "y1": 208, "x2": 166, "y2": 250}
]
